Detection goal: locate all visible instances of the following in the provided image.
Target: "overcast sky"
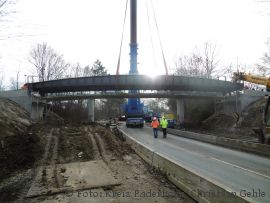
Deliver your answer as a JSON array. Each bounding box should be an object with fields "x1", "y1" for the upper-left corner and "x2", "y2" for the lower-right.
[{"x1": 0, "y1": 0, "x2": 270, "y2": 84}]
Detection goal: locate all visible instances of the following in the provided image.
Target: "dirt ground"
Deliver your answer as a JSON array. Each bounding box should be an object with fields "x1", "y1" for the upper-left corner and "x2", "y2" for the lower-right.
[
  {"x1": 0, "y1": 122, "x2": 194, "y2": 203},
  {"x1": 0, "y1": 98, "x2": 194, "y2": 203},
  {"x1": 0, "y1": 98, "x2": 42, "y2": 183},
  {"x1": 198, "y1": 98, "x2": 267, "y2": 142}
]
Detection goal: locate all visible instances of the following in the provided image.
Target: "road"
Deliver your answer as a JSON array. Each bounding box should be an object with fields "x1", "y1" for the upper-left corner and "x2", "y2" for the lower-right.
[{"x1": 119, "y1": 124, "x2": 270, "y2": 203}]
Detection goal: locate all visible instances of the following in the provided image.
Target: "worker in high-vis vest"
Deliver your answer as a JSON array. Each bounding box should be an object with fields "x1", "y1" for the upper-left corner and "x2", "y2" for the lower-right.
[
  {"x1": 160, "y1": 116, "x2": 168, "y2": 138},
  {"x1": 151, "y1": 117, "x2": 160, "y2": 138}
]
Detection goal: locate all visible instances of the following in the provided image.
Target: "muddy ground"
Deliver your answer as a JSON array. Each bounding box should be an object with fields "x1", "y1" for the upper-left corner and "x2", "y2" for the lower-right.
[{"x1": 0, "y1": 123, "x2": 194, "y2": 203}]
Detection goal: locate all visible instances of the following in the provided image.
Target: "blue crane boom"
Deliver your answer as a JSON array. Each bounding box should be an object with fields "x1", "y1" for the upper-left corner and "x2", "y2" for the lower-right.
[{"x1": 125, "y1": 0, "x2": 145, "y2": 128}]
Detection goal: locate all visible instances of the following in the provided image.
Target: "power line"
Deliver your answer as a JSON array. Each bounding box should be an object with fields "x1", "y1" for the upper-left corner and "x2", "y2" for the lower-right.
[
  {"x1": 116, "y1": 0, "x2": 129, "y2": 75},
  {"x1": 145, "y1": 0, "x2": 157, "y2": 69},
  {"x1": 150, "y1": 0, "x2": 168, "y2": 75}
]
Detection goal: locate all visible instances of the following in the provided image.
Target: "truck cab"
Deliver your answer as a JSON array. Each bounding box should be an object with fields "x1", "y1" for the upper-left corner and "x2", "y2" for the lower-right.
[{"x1": 125, "y1": 99, "x2": 144, "y2": 128}]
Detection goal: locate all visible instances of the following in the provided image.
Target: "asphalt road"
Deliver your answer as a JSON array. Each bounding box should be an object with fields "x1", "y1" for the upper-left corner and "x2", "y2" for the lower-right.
[{"x1": 119, "y1": 124, "x2": 270, "y2": 203}]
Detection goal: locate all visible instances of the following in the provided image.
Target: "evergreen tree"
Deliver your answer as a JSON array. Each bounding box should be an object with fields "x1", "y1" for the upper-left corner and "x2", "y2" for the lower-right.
[{"x1": 90, "y1": 59, "x2": 108, "y2": 76}]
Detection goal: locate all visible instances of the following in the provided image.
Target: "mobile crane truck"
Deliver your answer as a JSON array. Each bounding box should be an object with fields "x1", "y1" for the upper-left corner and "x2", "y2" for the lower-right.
[{"x1": 233, "y1": 72, "x2": 270, "y2": 144}]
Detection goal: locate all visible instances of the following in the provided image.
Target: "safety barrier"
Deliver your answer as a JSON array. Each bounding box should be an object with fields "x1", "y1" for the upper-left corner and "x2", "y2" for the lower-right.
[
  {"x1": 118, "y1": 128, "x2": 250, "y2": 203},
  {"x1": 167, "y1": 128, "x2": 270, "y2": 158}
]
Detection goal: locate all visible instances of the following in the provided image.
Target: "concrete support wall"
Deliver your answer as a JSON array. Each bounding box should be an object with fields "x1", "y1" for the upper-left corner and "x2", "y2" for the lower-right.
[
  {"x1": 222, "y1": 97, "x2": 241, "y2": 115},
  {"x1": 222, "y1": 90, "x2": 267, "y2": 115},
  {"x1": 176, "y1": 98, "x2": 184, "y2": 126},
  {"x1": 87, "y1": 99, "x2": 95, "y2": 122},
  {"x1": 0, "y1": 90, "x2": 32, "y2": 113},
  {"x1": 31, "y1": 101, "x2": 44, "y2": 121},
  {"x1": 0, "y1": 90, "x2": 44, "y2": 121},
  {"x1": 240, "y1": 90, "x2": 267, "y2": 111}
]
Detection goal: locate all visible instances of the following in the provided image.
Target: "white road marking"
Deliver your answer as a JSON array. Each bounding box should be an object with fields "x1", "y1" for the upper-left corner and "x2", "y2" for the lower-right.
[
  {"x1": 123, "y1": 125, "x2": 270, "y2": 180},
  {"x1": 210, "y1": 157, "x2": 270, "y2": 180}
]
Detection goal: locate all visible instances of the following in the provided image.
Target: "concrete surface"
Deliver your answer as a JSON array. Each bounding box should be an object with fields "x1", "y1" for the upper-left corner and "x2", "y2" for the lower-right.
[
  {"x1": 119, "y1": 124, "x2": 270, "y2": 203},
  {"x1": 27, "y1": 160, "x2": 120, "y2": 198}
]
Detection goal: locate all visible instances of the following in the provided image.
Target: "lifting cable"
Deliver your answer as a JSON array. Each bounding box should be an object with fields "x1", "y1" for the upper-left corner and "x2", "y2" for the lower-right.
[
  {"x1": 116, "y1": 0, "x2": 129, "y2": 75},
  {"x1": 145, "y1": 0, "x2": 157, "y2": 69},
  {"x1": 150, "y1": 0, "x2": 168, "y2": 75}
]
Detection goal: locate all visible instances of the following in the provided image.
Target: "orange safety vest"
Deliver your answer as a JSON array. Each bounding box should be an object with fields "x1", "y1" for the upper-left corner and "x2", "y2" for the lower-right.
[{"x1": 151, "y1": 120, "x2": 159, "y2": 128}]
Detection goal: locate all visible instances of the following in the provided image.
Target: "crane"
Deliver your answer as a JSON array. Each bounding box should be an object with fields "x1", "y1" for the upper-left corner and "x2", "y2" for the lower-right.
[
  {"x1": 233, "y1": 72, "x2": 270, "y2": 91},
  {"x1": 124, "y1": 0, "x2": 145, "y2": 128},
  {"x1": 118, "y1": 0, "x2": 168, "y2": 127},
  {"x1": 233, "y1": 72, "x2": 270, "y2": 144}
]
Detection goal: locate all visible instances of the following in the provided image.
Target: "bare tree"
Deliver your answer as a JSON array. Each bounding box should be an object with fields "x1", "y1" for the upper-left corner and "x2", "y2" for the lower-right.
[
  {"x1": 0, "y1": 69, "x2": 4, "y2": 90},
  {"x1": 256, "y1": 63, "x2": 270, "y2": 76},
  {"x1": 257, "y1": 0, "x2": 270, "y2": 15},
  {"x1": 8, "y1": 69, "x2": 20, "y2": 90},
  {"x1": 9, "y1": 77, "x2": 17, "y2": 90},
  {"x1": 201, "y1": 42, "x2": 219, "y2": 78},
  {"x1": 256, "y1": 39, "x2": 270, "y2": 76},
  {"x1": 69, "y1": 63, "x2": 83, "y2": 78},
  {"x1": 174, "y1": 54, "x2": 204, "y2": 77},
  {"x1": 0, "y1": 0, "x2": 12, "y2": 89},
  {"x1": 29, "y1": 43, "x2": 70, "y2": 81},
  {"x1": 0, "y1": 0, "x2": 8, "y2": 18},
  {"x1": 83, "y1": 65, "x2": 91, "y2": 76},
  {"x1": 174, "y1": 42, "x2": 219, "y2": 78},
  {"x1": 169, "y1": 42, "x2": 219, "y2": 120},
  {"x1": 0, "y1": 0, "x2": 15, "y2": 20}
]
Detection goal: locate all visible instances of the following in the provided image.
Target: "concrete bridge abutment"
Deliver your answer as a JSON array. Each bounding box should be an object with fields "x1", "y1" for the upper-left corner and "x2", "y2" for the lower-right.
[
  {"x1": 221, "y1": 90, "x2": 267, "y2": 115},
  {"x1": 0, "y1": 90, "x2": 44, "y2": 121},
  {"x1": 176, "y1": 98, "x2": 185, "y2": 127},
  {"x1": 87, "y1": 99, "x2": 95, "y2": 122},
  {"x1": 31, "y1": 100, "x2": 45, "y2": 120}
]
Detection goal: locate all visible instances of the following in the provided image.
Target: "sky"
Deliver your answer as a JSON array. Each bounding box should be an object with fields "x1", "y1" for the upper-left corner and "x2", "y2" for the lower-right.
[{"x1": 0, "y1": 0, "x2": 270, "y2": 85}]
